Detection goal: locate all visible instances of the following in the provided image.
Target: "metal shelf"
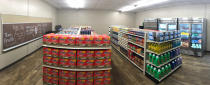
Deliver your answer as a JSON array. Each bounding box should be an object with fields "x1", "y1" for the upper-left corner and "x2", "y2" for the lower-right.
[
  {"x1": 147, "y1": 38, "x2": 181, "y2": 43},
  {"x1": 43, "y1": 44, "x2": 111, "y2": 50},
  {"x1": 128, "y1": 48, "x2": 144, "y2": 58},
  {"x1": 146, "y1": 64, "x2": 182, "y2": 82},
  {"x1": 146, "y1": 55, "x2": 181, "y2": 68},
  {"x1": 126, "y1": 33, "x2": 145, "y2": 38},
  {"x1": 112, "y1": 45, "x2": 144, "y2": 71},
  {"x1": 128, "y1": 40, "x2": 144, "y2": 48},
  {"x1": 147, "y1": 46, "x2": 181, "y2": 55},
  {"x1": 43, "y1": 65, "x2": 112, "y2": 71}
]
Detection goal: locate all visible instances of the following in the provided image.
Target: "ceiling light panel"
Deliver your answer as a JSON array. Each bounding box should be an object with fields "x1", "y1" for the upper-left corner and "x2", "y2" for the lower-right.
[
  {"x1": 66, "y1": 0, "x2": 85, "y2": 8},
  {"x1": 119, "y1": 0, "x2": 169, "y2": 12}
]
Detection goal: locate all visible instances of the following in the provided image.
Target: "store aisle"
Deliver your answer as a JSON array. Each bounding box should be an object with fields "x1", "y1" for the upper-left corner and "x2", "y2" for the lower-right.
[{"x1": 0, "y1": 48, "x2": 210, "y2": 85}]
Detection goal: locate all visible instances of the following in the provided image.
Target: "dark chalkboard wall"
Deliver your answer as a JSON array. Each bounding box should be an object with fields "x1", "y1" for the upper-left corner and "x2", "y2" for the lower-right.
[{"x1": 3, "y1": 23, "x2": 52, "y2": 50}]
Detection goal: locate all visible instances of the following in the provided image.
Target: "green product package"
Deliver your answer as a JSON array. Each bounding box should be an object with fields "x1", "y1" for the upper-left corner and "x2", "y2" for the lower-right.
[
  {"x1": 165, "y1": 65, "x2": 169, "y2": 74},
  {"x1": 168, "y1": 64, "x2": 171, "y2": 72},
  {"x1": 149, "y1": 53, "x2": 152, "y2": 62},
  {"x1": 152, "y1": 54, "x2": 156, "y2": 64},
  {"x1": 153, "y1": 67, "x2": 157, "y2": 77},
  {"x1": 150, "y1": 66, "x2": 154, "y2": 75},
  {"x1": 147, "y1": 64, "x2": 151, "y2": 73},
  {"x1": 161, "y1": 67, "x2": 165, "y2": 77},
  {"x1": 156, "y1": 69, "x2": 162, "y2": 80}
]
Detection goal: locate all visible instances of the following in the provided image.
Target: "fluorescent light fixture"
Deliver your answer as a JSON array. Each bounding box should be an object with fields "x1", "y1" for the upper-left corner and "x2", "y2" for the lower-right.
[
  {"x1": 119, "y1": 0, "x2": 168, "y2": 12},
  {"x1": 65, "y1": 0, "x2": 85, "y2": 8}
]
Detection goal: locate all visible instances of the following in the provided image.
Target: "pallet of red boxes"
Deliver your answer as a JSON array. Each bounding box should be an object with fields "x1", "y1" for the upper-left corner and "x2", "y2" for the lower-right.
[
  {"x1": 43, "y1": 67, "x2": 111, "y2": 85},
  {"x1": 43, "y1": 33, "x2": 110, "y2": 47},
  {"x1": 43, "y1": 48, "x2": 111, "y2": 69}
]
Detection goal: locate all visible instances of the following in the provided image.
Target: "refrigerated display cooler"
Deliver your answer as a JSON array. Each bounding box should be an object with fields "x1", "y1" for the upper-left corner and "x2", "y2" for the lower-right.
[
  {"x1": 143, "y1": 18, "x2": 158, "y2": 30},
  {"x1": 158, "y1": 18, "x2": 178, "y2": 31},
  {"x1": 178, "y1": 18, "x2": 207, "y2": 56}
]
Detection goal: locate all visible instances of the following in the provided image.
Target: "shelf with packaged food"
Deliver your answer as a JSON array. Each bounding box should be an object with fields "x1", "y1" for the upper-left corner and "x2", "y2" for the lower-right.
[
  {"x1": 147, "y1": 38, "x2": 181, "y2": 43},
  {"x1": 43, "y1": 65, "x2": 112, "y2": 71},
  {"x1": 147, "y1": 46, "x2": 181, "y2": 55},
  {"x1": 128, "y1": 48, "x2": 144, "y2": 58},
  {"x1": 42, "y1": 44, "x2": 111, "y2": 50}
]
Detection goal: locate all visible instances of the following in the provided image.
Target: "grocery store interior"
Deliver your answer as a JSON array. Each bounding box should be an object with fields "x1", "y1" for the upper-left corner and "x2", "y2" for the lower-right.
[{"x1": 0, "y1": 0, "x2": 210, "y2": 85}]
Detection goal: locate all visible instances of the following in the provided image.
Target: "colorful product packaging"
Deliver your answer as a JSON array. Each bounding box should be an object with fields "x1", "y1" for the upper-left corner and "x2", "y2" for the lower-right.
[
  {"x1": 86, "y1": 35, "x2": 94, "y2": 47},
  {"x1": 43, "y1": 56, "x2": 52, "y2": 65},
  {"x1": 102, "y1": 34, "x2": 111, "y2": 46},
  {"x1": 95, "y1": 50, "x2": 104, "y2": 59},
  {"x1": 94, "y1": 59, "x2": 105, "y2": 68},
  {"x1": 86, "y1": 50, "x2": 94, "y2": 59},
  {"x1": 78, "y1": 35, "x2": 87, "y2": 46},
  {"x1": 51, "y1": 48, "x2": 59, "y2": 57},
  {"x1": 59, "y1": 50, "x2": 76, "y2": 59},
  {"x1": 94, "y1": 71, "x2": 105, "y2": 79},
  {"x1": 104, "y1": 77, "x2": 111, "y2": 85},
  {"x1": 59, "y1": 58, "x2": 76, "y2": 68},
  {"x1": 94, "y1": 35, "x2": 103, "y2": 47},
  {"x1": 67, "y1": 35, "x2": 76, "y2": 46},
  {"x1": 94, "y1": 78, "x2": 104, "y2": 85},
  {"x1": 51, "y1": 57, "x2": 59, "y2": 66},
  {"x1": 77, "y1": 71, "x2": 94, "y2": 80},
  {"x1": 59, "y1": 78, "x2": 76, "y2": 85},
  {"x1": 77, "y1": 50, "x2": 87, "y2": 60},
  {"x1": 104, "y1": 70, "x2": 111, "y2": 78},
  {"x1": 51, "y1": 34, "x2": 59, "y2": 44},
  {"x1": 43, "y1": 47, "x2": 52, "y2": 56},
  {"x1": 104, "y1": 59, "x2": 111, "y2": 68},
  {"x1": 103, "y1": 50, "x2": 111, "y2": 59},
  {"x1": 59, "y1": 70, "x2": 76, "y2": 79}
]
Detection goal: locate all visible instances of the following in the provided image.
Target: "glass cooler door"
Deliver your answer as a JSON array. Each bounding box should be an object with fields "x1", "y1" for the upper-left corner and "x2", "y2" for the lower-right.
[
  {"x1": 191, "y1": 24, "x2": 203, "y2": 49},
  {"x1": 159, "y1": 24, "x2": 167, "y2": 31},
  {"x1": 168, "y1": 24, "x2": 177, "y2": 31},
  {"x1": 179, "y1": 24, "x2": 190, "y2": 48}
]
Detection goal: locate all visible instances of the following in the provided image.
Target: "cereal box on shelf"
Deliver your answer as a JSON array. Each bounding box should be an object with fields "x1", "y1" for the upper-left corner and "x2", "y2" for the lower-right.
[
  {"x1": 51, "y1": 34, "x2": 59, "y2": 44},
  {"x1": 104, "y1": 70, "x2": 111, "y2": 78},
  {"x1": 104, "y1": 59, "x2": 111, "y2": 68},
  {"x1": 103, "y1": 49, "x2": 111, "y2": 59},
  {"x1": 86, "y1": 50, "x2": 95, "y2": 59}
]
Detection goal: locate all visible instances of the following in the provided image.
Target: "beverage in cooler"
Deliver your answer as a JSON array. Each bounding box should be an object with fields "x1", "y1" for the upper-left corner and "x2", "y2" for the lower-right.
[{"x1": 179, "y1": 24, "x2": 191, "y2": 48}]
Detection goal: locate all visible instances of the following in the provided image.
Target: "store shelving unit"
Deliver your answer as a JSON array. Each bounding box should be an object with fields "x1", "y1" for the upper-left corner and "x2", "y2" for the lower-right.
[
  {"x1": 110, "y1": 27, "x2": 182, "y2": 83},
  {"x1": 42, "y1": 44, "x2": 111, "y2": 50},
  {"x1": 43, "y1": 65, "x2": 112, "y2": 71}
]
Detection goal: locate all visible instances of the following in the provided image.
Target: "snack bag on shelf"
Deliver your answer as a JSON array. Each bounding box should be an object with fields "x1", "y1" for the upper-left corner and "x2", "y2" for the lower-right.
[
  {"x1": 59, "y1": 70, "x2": 76, "y2": 79},
  {"x1": 103, "y1": 50, "x2": 111, "y2": 59},
  {"x1": 104, "y1": 77, "x2": 111, "y2": 85},
  {"x1": 95, "y1": 50, "x2": 104, "y2": 59},
  {"x1": 77, "y1": 60, "x2": 88, "y2": 68},
  {"x1": 51, "y1": 34, "x2": 59, "y2": 44},
  {"x1": 94, "y1": 59, "x2": 105, "y2": 68},
  {"x1": 59, "y1": 58, "x2": 76, "y2": 68},
  {"x1": 77, "y1": 50, "x2": 87, "y2": 60},
  {"x1": 51, "y1": 57, "x2": 59, "y2": 67},
  {"x1": 86, "y1": 50, "x2": 95, "y2": 59},
  {"x1": 94, "y1": 71, "x2": 105, "y2": 79},
  {"x1": 67, "y1": 35, "x2": 76, "y2": 46},
  {"x1": 51, "y1": 68, "x2": 59, "y2": 77},
  {"x1": 51, "y1": 48, "x2": 59, "y2": 57},
  {"x1": 43, "y1": 47, "x2": 52, "y2": 56},
  {"x1": 94, "y1": 78, "x2": 104, "y2": 85},
  {"x1": 43, "y1": 56, "x2": 52, "y2": 65}
]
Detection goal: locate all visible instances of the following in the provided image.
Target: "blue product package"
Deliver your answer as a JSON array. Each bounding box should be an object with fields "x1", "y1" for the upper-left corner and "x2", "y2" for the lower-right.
[{"x1": 149, "y1": 35, "x2": 155, "y2": 41}]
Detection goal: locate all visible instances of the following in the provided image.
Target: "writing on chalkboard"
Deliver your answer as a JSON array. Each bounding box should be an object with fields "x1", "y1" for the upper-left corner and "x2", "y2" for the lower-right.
[{"x1": 3, "y1": 22, "x2": 52, "y2": 50}]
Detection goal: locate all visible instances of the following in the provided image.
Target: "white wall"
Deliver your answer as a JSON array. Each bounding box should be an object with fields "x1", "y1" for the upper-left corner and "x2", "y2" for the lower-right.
[
  {"x1": 0, "y1": 0, "x2": 57, "y2": 69},
  {"x1": 136, "y1": 4, "x2": 210, "y2": 51},
  {"x1": 57, "y1": 9, "x2": 136, "y2": 34}
]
